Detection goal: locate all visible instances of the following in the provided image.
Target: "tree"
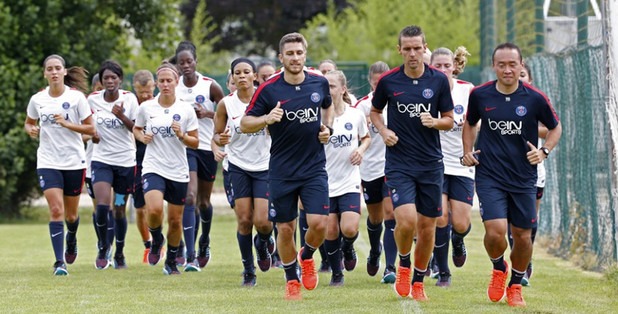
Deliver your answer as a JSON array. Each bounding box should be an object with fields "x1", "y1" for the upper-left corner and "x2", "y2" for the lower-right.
[
  {"x1": 0, "y1": 0, "x2": 182, "y2": 217},
  {"x1": 301, "y1": 0, "x2": 480, "y2": 67}
]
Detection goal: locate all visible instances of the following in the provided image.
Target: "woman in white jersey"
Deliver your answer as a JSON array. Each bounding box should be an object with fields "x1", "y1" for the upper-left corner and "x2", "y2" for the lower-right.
[
  {"x1": 353, "y1": 61, "x2": 399, "y2": 284},
  {"x1": 323, "y1": 70, "x2": 370, "y2": 286},
  {"x1": 24, "y1": 54, "x2": 94, "y2": 276},
  {"x1": 430, "y1": 47, "x2": 475, "y2": 287},
  {"x1": 213, "y1": 58, "x2": 274, "y2": 286},
  {"x1": 88, "y1": 60, "x2": 139, "y2": 270},
  {"x1": 174, "y1": 41, "x2": 225, "y2": 269},
  {"x1": 212, "y1": 71, "x2": 236, "y2": 210},
  {"x1": 133, "y1": 62, "x2": 199, "y2": 275}
]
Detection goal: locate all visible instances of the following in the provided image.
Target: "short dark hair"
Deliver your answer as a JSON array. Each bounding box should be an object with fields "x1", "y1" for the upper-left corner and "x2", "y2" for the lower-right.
[
  {"x1": 175, "y1": 40, "x2": 197, "y2": 60},
  {"x1": 399, "y1": 25, "x2": 425, "y2": 46},
  {"x1": 98, "y1": 60, "x2": 123, "y2": 83},
  {"x1": 492, "y1": 42, "x2": 522, "y2": 64},
  {"x1": 522, "y1": 62, "x2": 533, "y2": 82},
  {"x1": 279, "y1": 32, "x2": 307, "y2": 54}
]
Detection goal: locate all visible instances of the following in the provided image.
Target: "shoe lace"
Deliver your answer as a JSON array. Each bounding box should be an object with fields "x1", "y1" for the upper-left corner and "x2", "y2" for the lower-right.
[
  {"x1": 396, "y1": 267, "x2": 410, "y2": 284},
  {"x1": 509, "y1": 286, "x2": 523, "y2": 302},
  {"x1": 301, "y1": 259, "x2": 316, "y2": 278},
  {"x1": 286, "y1": 281, "x2": 301, "y2": 296},
  {"x1": 490, "y1": 269, "x2": 507, "y2": 288}
]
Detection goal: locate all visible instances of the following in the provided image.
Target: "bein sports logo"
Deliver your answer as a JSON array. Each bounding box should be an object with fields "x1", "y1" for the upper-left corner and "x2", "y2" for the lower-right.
[
  {"x1": 40, "y1": 113, "x2": 69, "y2": 126},
  {"x1": 396, "y1": 101, "x2": 431, "y2": 118},
  {"x1": 488, "y1": 118, "x2": 522, "y2": 135},
  {"x1": 97, "y1": 116, "x2": 124, "y2": 129},
  {"x1": 285, "y1": 107, "x2": 319, "y2": 124},
  {"x1": 328, "y1": 133, "x2": 353, "y2": 148},
  {"x1": 148, "y1": 125, "x2": 175, "y2": 138},
  {"x1": 234, "y1": 125, "x2": 266, "y2": 137}
]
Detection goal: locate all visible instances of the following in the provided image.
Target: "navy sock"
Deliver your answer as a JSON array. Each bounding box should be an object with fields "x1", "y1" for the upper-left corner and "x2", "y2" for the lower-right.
[
  {"x1": 367, "y1": 218, "x2": 383, "y2": 254},
  {"x1": 65, "y1": 216, "x2": 79, "y2": 244},
  {"x1": 166, "y1": 244, "x2": 178, "y2": 263},
  {"x1": 114, "y1": 216, "x2": 127, "y2": 255},
  {"x1": 106, "y1": 209, "x2": 115, "y2": 246},
  {"x1": 49, "y1": 221, "x2": 64, "y2": 262},
  {"x1": 298, "y1": 210, "x2": 307, "y2": 247},
  {"x1": 399, "y1": 252, "x2": 411, "y2": 268},
  {"x1": 434, "y1": 225, "x2": 451, "y2": 274},
  {"x1": 92, "y1": 212, "x2": 100, "y2": 244},
  {"x1": 237, "y1": 232, "x2": 254, "y2": 271},
  {"x1": 507, "y1": 224, "x2": 514, "y2": 249},
  {"x1": 301, "y1": 243, "x2": 317, "y2": 260},
  {"x1": 199, "y1": 204, "x2": 213, "y2": 246},
  {"x1": 383, "y1": 219, "x2": 397, "y2": 268},
  {"x1": 412, "y1": 267, "x2": 426, "y2": 283},
  {"x1": 183, "y1": 205, "x2": 196, "y2": 257},
  {"x1": 491, "y1": 255, "x2": 507, "y2": 272},
  {"x1": 95, "y1": 204, "x2": 109, "y2": 249},
  {"x1": 341, "y1": 232, "x2": 358, "y2": 252},
  {"x1": 283, "y1": 260, "x2": 300, "y2": 282},
  {"x1": 452, "y1": 224, "x2": 471, "y2": 241},
  {"x1": 324, "y1": 239, "x2": 342, "y2": 275},
  {"x1": 149, "y1": 226, "x2": 164, "y2": 245},
  {"x1": 318, "y1": 244, "x2": 328, "y2": 263},
  {"x1": 509, "y1": 268, "x2": 526, "y2": 286},
  {"x1": 531, "y1": 226, "x2": 537, "y2": 245},
  {"x1": 143, "y1": 240, "x2": 151, "y2": 249},
  {"x1": 193, "y1": 210, "x2": 200, "y2": 241}
]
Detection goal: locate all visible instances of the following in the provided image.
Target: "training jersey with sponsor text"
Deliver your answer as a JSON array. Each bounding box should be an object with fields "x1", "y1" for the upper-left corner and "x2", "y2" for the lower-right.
[
  {"x1": 440, "y1": 80, "x2": 475, "y2": 179},
  {"x1": 176, "y1": 73, "x2": 216, "y2": 151}
]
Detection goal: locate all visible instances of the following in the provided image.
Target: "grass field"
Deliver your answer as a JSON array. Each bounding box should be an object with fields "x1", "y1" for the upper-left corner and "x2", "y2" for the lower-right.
[{"x1": 1, "y1": 206, "x2": 617, "y2": 313}]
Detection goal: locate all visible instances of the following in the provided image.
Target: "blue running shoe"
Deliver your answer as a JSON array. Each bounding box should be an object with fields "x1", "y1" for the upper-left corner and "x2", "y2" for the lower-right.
[
  {"x1": 330, "y1": 272, "x2": 344, "y2": 287},
  {"x1": 53, "y1": 261, "x2": 68, "y2": 276},
  {"x1": 113, "y1": 254, "x2": 127, "y2": 269},
  {"x1": 381, "y1": 265, "x2": 396, "y2": 284},
  {"x1": 163, "y1": 260, "x2": 181, "y2": 275},
  {"x1": 242, "y1": 269, "x2": 257, "y2": 287}
]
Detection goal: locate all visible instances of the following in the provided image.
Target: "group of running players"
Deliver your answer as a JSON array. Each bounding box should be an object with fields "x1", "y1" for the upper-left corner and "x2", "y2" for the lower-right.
[{"x1": 25, "y1": 24, "x2": 561, "y2": 307}]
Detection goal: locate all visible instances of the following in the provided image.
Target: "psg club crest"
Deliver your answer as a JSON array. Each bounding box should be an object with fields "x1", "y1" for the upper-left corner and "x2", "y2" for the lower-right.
[
  {"x1": 422, "y1": 89, "x2": 434, "y2": 99},
  {"x1": 173, "y1": 114, "x2": 181, "y2": 121},
  {"x1": 39, "y1": 176, "x2": 45, "y2": 188},
  {"x1": 62, "y1": 102, "x2": 70, "y2": 109},
  {"x1": 515, "y1": 105, "x2": 527, "y2": 117},
  {"x1": 195, "y1": 95, "x2": 206, "y2": 104},
  {"x1": 345, "y1": 122, "x2": 353, "y2": 130},
  {"x1": 311, "y1": 92, "x2": 321, "y2": 103},
  {"x1": 454, "y1": 104, "x2": 465, "y2": 115}
]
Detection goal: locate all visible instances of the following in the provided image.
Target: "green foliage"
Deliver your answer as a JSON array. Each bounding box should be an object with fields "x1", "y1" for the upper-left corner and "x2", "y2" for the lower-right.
[
  {"x1": 302, "y1": 0, "x2": 480, "y2": 67},
  {"x1": 0, "y1": 1, "x2": 181, "y2": 217},
  {"x1": 190, "y1": 0, "x2": 232, "y2": 75}
]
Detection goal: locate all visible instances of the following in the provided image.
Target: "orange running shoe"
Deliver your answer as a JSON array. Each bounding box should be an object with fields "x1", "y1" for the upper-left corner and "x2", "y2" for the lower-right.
[
  {"x1": 411, "y1": 282, "x2": 429, "y2": 301},
  {"x1": 487, "y1": 261, "x2": 509, "y2": 302},
  {"x1": 506, "y1": 284, "x2": 526, "y2": 307},
  {"x1": 297, "y1": 247, "x2": 319, "y2": 290},
  {"x1": 393, "y1": 266, "x2": 412, "y2": 297},
  {"x1": 285, "y1": 280, "x2": 302, "y2": 300},
  {"x1": 142, "y1": 248, "x2": 150, "y2": 264}
]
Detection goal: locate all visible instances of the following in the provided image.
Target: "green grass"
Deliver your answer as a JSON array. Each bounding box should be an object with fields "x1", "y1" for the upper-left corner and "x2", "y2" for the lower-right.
[{"x1": 1, "y1": 208, "x2": 617, "y2": 313}]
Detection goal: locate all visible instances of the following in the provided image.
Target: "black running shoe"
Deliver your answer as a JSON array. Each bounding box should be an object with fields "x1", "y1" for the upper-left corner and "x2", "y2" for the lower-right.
[
  {"x1": 113, "y1": 253, "x2": 127, "y2": 269},
  {"x1": 95, "y1": 245, "x2": 110, "y2": 270},
  {"x1": 65, "y1": 240, "x2": 78, "y2": 264},
  {"x1": 367, "y1": 243, "x2": 382, "y2": 276},
  {"x1": 451, "y1": 237, "x2": 467, "y2": 268},
  {"x1": 436, "y1": 272, "x2": 452, "y2": 287},
  {"x1": 175, "y1": 240, "x2": 186, "y2": 267},
  {"x1": 242, "y1": 269, "x2": 257, "y2": 287},
  {"x1": 254, "y1": 235, "x2": 272, "y2": 272},
  {"x1": 197, "y1": 242, "x2": 211, "y2": 268},
  {"x1": 148, "y1": 238, "x2": 165, "y2": 266},
  {"x1": 163, "y1": 259, "x2": 181, "y2": 275},
  {"x1": 342, "y1": 246, "x2": 357, "y2": 271},
  {"x1": 329, "y1": 272, "x2": 344, "y2": 287},
  {"x1": 319, "y1": 259, "x2": 331, "y2": 273}
]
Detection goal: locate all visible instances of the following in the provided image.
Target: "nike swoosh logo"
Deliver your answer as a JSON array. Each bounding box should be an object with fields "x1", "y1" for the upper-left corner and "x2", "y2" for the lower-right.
[
  {"x1": 485, "y1": 107, "x2": 497, "y2": 111},
  {"x1": 327, "y1": 251, "x2": 338, "y2": 256},
  {"x1": 232, "y1": 115, "x2": 241, "y2": 120},
  {"x1": 51, "y1": 232, "x2": 62, "y2": 237},
  {"x1": 302, "y1": 227, "x2": 308, "y2": 231},
  {"x1": 279, "y1": 99, "x2": 291, "y2": 105},
  {"x1": 393, "y1": 91, "x2": 405, "y2": 96},
  {"x1": 183, "y1": 226, "x2": 193, "y2": 230}
]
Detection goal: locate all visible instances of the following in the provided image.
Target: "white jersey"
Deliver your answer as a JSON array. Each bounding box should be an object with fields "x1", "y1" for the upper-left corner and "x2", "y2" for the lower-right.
[
  {"x1": 176, "y1": 73, "x2": 216, "y2": 151},
  {"x1": 440, "y1": 80, "x2": 475, "y2": 179},
  {"x1": 26, "y1": 86, "x2": 91, "y2": 170},
  {"x1": 536, "y1": 137, "x2": 546, "y2": 188},
  {"x1": 134, "y1": 98, "x2": 198, "y2": 182},
  {"x1": 85, "y1": 139, "x2": 93, "y2": 178},
  {"x1": 325, "y1": 106, "x2": 369, "y2": 197},
  {"x1": 88, "y1": 90, "x2": 138, "y2": 167},
  {"x1": 223, "y1": 91, "x2": 271, "y2": 171},
  {"x1": 354, "y1": 92, "x2": 386, "y2": 181}
]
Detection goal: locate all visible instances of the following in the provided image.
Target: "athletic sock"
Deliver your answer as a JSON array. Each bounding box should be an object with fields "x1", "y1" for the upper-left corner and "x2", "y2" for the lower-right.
[
  {"x1": 95, "y1": 204, "x2": 109, "y2": 249},
  {"x1": 143, "y1": 240, "x2": 152, "y2": 249},
  {"x1": 324, "y1": 239, "x2": 342, "y2": 275},
  {"x1": 114, "y1": 216, "x2": 127, "y2": 256},
  {"x1": 65, "y1": 216, "x2": 79, "y2": 244},
  {"x1": 301, "y1": 243, "x2": 317, "y2": 260},
  {"x1": 149, "y1": 226, "x2": 164, "y2": 245},
  {"x1": 509, "y1": 268, "x2": 526, "y2": 286},
  {"x1": 49, "y1": 221, "x2": 64, "y2": 262},
  {"x1": 106, "y1": 209, "x2": 115, "y2": 246},
  {"x1": 412, "y1": 267, "x2": 427, "y2": 283},
  {"x1": 399, "y1": 252, "x2": 411, "y2": 268},
  {"x1": 367, "y1": 218, "x2": 383, "y2": 254},
  {"x1": 383, "y1": 219, "x2": 397, "y2": 268},
  {"x1": 237, "y1": 232, "x2": 254, "y2": 271},
  {"x1": 183, "y1": 205, "x2": 196, "y2": 258},
  {"x1": 166, "y1": 244, "x2": 178, "y2": 263},
  {"x1": 434, "y1": 225, "x2": 451, "y2": 274},
  {"x1": 452, "y1": 224, "x2": 471, "y2": 242},
  {"x1": 199, "y1": 204, "x2": 213, "y2": 246},
  {"x1": 193, "y1": 210, "x2": 200, "y2": 241},
  {"x1": 507, "y1": 224, "x2": 514, "y2": 249},
  {"x1": 92, "y1": 212, "x2": 100, "y2": 244},
  {"x1": 491, "y1": 255, "x2": 507, "y2": 272},
  {"x1": 341, "y1": 232, "x2": 358, "y2": 252},
  {"x1": 283, "y1": 260, "x2": 300, "y2": 282},
  {"x1": 298, "y1": 210, "x2": 308, "y2": 247}
]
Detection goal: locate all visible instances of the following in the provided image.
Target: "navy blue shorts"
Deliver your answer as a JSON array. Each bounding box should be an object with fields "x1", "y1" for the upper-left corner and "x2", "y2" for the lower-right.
[
  {"x1": 362, "y1": 177, "x2": 389, "y2": 205},
  {"x1": 477, "y1": 184, "x2": 537, "y2": 229},
  {"x1": 37, "y1": 168, "x2": 85, "y2": 196},
  {"x1": 442, "y1": 174, "x2": 475, "y2": 206},
  {"x1": 229, "y1": 163, "x2": 268, "y2": 200},
  {"x1": 536, "y1": 187, "x2": 544, "y2": 200},
  {"x1": 187, "y1": 148, "x2": 217, "y2": 182},
  {"x1": 330, "y1": 193, "x2": 362, "y2": 214},
  {"x1": 385, "y1": 168, "x2": 443, "y2": 218},
  {"x1": 91, "y1": 161, "x2": 135, "y2": 195},
  {"x1": 85, "y1": 177, "x2": 95, "y2": 199},
  {"x1": 268, "y1": 174, "x2": 329, "y2": 223},
  {"x1": 133, "y1": 164, "x2": 145, "y2": 208},
  {"x1": 222, "y1": 169, "x2": 235, "y2": 208},
  {"x1": 142, "y1": 173, "x2": 187, "y2": 205}
]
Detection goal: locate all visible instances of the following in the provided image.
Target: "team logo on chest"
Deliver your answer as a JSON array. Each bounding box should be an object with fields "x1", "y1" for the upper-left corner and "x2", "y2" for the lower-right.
[
  {"x1": 515, "y1": 106, "x2": 527, "y2": 117},
  {"x1": 345, "y1": 122, "x2": 353, "y2": 130},
  {"x1": 62, "y1": 102, "x2": 70, "y2": 109},
  {"x1": 422, "y1": 89, "x2": 434, "y2": 99},
  {"x1": 173, "y1": 114, "x2": 181, "y2": 121},
  {"x1": 310, "y1": 92, "x2": 321, "y2": 103},
  {"x1": 454, "y1": 104, "x2": 464, "y2": 115},
  {"x1": 195, "y1": 95, "x2": 205, "y2": 104}
]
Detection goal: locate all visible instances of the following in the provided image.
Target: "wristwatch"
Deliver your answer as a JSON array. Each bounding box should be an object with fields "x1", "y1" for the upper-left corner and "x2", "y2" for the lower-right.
[{"x1": 540, "y1": 147, "x2": 550, "y2": 156}]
